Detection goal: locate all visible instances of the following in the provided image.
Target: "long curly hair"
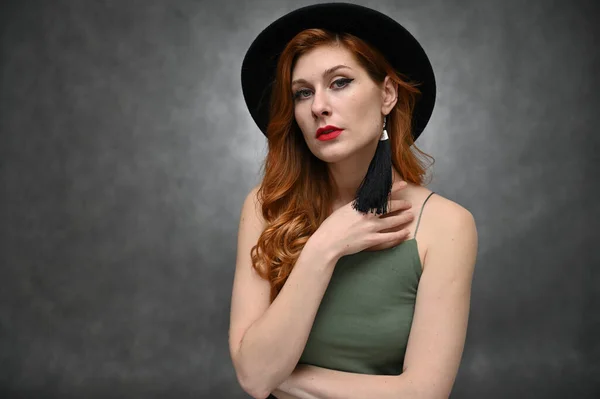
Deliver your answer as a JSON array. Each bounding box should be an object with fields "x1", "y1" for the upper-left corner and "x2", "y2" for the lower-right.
[{"x1": 250, "y1": 28, "x2": 434, "y2": 303}]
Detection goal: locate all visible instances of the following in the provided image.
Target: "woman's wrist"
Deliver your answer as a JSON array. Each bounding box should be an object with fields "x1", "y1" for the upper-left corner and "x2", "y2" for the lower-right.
[{"x1": 305, "y1": 234, "x2": 341, "y2": 267}]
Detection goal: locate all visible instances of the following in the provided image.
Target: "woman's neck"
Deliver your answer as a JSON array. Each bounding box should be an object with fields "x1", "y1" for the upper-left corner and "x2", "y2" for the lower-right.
[{"x1": 328, "y1": 163, "x2": 403, "y2": 206}]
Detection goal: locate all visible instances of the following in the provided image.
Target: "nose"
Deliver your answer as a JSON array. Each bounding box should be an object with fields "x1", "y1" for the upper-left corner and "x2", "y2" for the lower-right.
[{"x1": 311, "y1": 88, "x2": 331, "y2": 119}]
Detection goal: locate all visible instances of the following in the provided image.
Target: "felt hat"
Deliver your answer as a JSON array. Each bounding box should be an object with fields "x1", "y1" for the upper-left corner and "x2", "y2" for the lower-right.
[
  {"x1": 241, "y1": 2, "x2": 436, "y2": 141},
  {"x1": 240, "y1": 2, "x2": 436, "y2": 214}
]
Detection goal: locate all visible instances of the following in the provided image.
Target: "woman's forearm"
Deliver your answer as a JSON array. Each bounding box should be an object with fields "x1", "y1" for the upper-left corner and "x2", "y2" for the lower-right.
[
  {"x1": 271, "y1": 388, "x2": 312, "y2": 399},
  {"x1": 277, "y1": 365, "x2": 430, "y2": 399},
  {"x1": 234, "y1": 240, "x2": 338, "y2": 399}
]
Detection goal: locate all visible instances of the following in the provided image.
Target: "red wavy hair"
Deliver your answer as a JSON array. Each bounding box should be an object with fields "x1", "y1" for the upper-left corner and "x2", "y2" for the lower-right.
[{"x1": 250, "y1": 29, "x2": 434, "y2": 302}]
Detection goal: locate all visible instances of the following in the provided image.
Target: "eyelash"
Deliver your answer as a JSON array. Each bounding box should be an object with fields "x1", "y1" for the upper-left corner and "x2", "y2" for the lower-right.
[{"x1": 293, "y1": 78, "x2": 354, "y2": 100}]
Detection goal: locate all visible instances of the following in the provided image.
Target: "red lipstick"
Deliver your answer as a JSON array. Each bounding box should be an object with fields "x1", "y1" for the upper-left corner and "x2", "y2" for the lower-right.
[{"x1": 316, "y1": 125, "x2": 343, "y2": 141}]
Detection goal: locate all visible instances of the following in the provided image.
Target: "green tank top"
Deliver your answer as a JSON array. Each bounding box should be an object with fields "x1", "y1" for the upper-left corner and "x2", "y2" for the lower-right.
[{"x1": 298, "y1": 192, "x2": 435, "y2": 375}]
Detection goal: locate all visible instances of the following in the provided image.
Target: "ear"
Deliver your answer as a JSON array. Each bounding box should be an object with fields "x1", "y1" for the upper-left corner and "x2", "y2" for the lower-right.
[{"x1": 381, "y1": 75, "x2": 398, "y2": 115}]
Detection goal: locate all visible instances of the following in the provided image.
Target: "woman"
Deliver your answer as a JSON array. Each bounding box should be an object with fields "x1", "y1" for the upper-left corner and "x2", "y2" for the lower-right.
[{"x1": 229, "y1": 3, "x2": 478, "y2": 399}]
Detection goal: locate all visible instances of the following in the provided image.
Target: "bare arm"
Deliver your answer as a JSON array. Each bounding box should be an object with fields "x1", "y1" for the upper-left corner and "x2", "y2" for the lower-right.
[{"x1": 229, "y1": 186, "x2": 338, "y2": 399}]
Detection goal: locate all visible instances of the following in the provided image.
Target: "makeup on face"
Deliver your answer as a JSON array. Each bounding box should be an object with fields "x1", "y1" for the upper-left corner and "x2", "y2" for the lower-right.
[
  {"x1": 292, "y1": 45, "x2": 383, "y2": 154},
  {"x1": 316, "y1": 125, "x2": 344, "y2": 141}
]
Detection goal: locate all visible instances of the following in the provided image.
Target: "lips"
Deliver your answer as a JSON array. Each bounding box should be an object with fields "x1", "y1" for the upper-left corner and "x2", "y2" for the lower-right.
[{"x1": 316, "y1": 125, "x2": 343, "y2": 138}]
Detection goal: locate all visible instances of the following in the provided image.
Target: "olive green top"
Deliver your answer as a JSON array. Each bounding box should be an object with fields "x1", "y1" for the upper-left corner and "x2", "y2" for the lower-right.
[{"x1": 298, "y1": 192, "x2": 434, "y2": 375}]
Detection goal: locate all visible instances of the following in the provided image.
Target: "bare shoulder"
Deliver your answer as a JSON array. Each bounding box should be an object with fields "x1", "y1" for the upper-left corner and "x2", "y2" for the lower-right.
[
  {"x1": 398, "y1": 184, "x2": 475, "y2": 234},
  {"x1": 408, "y1": 186, "x2": 478, "y2": 270},
  {"x1": 246, "y1": 183, "x2": 262, "y2": 212},
  {"x1": 240, "y1": 183, "x2": 266, "y2": 229},
  {"x1": 424, "y1": 191, "x2": 475, "y2": 229}
]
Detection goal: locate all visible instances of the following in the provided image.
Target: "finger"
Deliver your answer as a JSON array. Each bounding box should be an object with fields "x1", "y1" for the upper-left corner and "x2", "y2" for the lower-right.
[
  {"x1": 378, "y1": 210, "x2": 414, "y2": 231},
  {"x1": 378, "y1": 228, "x2": 411, "y2": 246},
  {"x1": 380, "y1": 199, "x2": 412, "y2": 216}
]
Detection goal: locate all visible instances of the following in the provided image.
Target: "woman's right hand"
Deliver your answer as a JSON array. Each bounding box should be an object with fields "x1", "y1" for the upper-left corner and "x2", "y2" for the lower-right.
[{"x1": 309, "y1": 180, "x2": 414, "y2": 260}]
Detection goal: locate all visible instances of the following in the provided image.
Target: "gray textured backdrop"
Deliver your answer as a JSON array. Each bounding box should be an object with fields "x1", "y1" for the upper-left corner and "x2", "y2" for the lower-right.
[{"x1": 1, "y1": 0, "x2": 598, "y2": 398}]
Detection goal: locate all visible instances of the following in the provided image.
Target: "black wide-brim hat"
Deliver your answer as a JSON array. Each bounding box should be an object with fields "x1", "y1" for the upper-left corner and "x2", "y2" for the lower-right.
[{"x1": 241, "y1": 2, "x2": 436, "y2": 142}]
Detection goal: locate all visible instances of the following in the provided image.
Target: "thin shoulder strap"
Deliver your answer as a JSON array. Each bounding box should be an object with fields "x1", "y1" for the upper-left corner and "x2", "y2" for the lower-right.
[{"x1": 414, "y1": 192, "x2": 435, "y2": 239}]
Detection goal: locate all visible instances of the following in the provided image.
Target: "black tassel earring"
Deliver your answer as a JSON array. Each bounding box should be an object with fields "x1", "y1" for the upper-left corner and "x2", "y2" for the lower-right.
[{"x1": 352, "y1": 116, "x2": 393, "y2": 215}]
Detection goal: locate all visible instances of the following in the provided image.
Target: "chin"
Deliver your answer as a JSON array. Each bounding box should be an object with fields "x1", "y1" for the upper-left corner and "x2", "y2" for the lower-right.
[{"x1": 313, "y1": 147, "x2": 350, "y2": 164}]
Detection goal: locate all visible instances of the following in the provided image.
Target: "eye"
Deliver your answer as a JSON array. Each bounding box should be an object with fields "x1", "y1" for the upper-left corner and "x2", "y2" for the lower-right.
[
  {"x1": 292, "y1": 78, "x2": 354, "y2": 101},
  {"x1": 332, "y1": 77, "x2": 353, "y2": 88},
  {"x1": 293, "y1": 89, "x2": 312, "y2": 100}
]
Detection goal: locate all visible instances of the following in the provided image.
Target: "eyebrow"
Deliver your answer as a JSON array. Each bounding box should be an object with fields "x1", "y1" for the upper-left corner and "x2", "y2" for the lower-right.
[{"x1": 291, "y1": 65, "x2": 352, "y2": 87}]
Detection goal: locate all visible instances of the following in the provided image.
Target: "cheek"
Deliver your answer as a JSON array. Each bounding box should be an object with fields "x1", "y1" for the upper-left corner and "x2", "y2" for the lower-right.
[
  {"x1": 294, "y1": 106, "x2": 311, "y2": 135},
  {"x1": 294, "y1": 105, "x2": 303, "y2": 126},
  {"x1": 357, "y1": 95, "x2": 382, "y2": 129}
]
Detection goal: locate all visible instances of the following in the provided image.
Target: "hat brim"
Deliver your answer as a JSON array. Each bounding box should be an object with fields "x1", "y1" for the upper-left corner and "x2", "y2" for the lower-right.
[{"x1": 241, "y1": 2, "x2": 436, "y2": 141}]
